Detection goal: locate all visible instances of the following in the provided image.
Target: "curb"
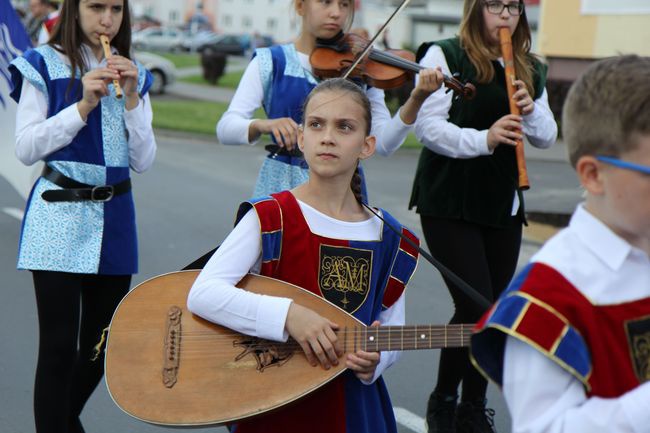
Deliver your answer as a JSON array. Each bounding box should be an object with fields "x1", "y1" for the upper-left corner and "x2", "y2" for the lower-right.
[{"x1": 523, "y1": 212, "x2": 570, "y2": 245}]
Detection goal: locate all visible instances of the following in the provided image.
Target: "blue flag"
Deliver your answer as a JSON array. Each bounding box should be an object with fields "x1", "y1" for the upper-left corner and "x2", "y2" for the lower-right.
[
  {"x1": 1, "y1": 0, "x2": 34, "y2": 201},
  {"x1": 1, "y1": 0, "x2": 31, "y2": 108}
]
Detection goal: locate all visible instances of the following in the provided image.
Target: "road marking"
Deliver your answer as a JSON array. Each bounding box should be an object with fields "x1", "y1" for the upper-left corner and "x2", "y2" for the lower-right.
[
  {"x1": 2, "y1": 207, "x2": 24, "y2": 221},
  {"x1": 394, "y1": 406, "x2": 426, "y2": 433}
]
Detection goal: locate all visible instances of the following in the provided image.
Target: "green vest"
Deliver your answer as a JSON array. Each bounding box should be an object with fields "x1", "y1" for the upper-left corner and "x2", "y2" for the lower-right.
[{"x1": 409, "y1": 37, "x2": 547, "y2": 228}]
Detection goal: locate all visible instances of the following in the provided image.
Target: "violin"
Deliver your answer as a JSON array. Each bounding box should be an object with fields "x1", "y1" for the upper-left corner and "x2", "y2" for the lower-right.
[{"x1": 310, "y1": 31, "x2": 476, "y2": 100}]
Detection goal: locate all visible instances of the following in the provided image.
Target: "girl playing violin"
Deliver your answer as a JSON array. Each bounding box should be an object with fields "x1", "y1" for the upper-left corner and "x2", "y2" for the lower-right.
[
  {"x1": 216, "y1": 0, "x2": 442, "y2": 199},
  {"x1": 190, "y1": 78, "x2": 420, "y2": 433},
  {"x1": 409, "y1": 1, "x2": 557, "y2": 432}
]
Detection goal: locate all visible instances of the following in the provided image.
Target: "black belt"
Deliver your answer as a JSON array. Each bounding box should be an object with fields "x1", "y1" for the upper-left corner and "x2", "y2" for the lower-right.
[
  {"x1": 264, "y1": 144, "x2": 304, "y2": 158},
  {"x1": 41, "y1": 165, "x2": 131, "y2": 203}
]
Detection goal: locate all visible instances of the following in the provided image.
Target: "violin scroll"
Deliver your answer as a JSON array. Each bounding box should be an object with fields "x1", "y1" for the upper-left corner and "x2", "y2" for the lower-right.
[{"x1": 444, "y1": 73, "x2": 476, "y2": 101}]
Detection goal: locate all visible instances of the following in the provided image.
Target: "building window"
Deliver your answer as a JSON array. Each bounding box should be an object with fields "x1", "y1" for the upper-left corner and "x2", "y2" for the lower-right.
[
  {"x1": 267, "y1": 18, "x2": 277, "y2": 31},
  {"x1": 169, "y1": 10, "x2": 179, "y2": 24},
  {"x1": 223, "y1": 15, "x2": 232, "y2": 28},
  {"x1": 242, "y1": 16, "x2": 252, "y2": 28}
]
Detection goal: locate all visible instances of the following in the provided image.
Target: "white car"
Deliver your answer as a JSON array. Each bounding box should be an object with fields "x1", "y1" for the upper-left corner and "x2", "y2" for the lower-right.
[
  {"x1": 132, "y1": 27, "x2": 185, "y2": 52},
  {"x1": 134, "y1": 51, "x2": 177, "y2": 95}
]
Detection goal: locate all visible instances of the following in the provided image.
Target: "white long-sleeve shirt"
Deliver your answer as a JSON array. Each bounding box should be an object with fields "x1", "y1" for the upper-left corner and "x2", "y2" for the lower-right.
[
  {"x1": 187, "y1": 199, "x2": 406, "y2": 385},
  {"x1": 415, "y1": 45, "x2": 557, "y2": 158},
  {"x1": 14, "y1": 44, "x2": 156, "y2": 173},
  {"x1": 215, "y1": 47, "x2": 411, "y2": 156},
  {"x1": 503, "y1": 205, "x2": 650, "y2": 433},
  {"x1": 415, "y1": 45, "x2": 558, "y2": 214}
]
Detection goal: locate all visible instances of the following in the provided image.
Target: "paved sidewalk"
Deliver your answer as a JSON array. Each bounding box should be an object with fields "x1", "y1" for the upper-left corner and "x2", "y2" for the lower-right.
[{"x1": 166, "y1": 80, "x2": 235, "y2": 102}]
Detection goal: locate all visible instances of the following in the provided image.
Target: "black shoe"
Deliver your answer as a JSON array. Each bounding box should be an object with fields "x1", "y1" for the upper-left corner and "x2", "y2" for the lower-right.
[
  {"x1": 425, "y1": 391, "x2": 457, "y2": 433},
  {"x1": 456, "y1": 399, "x2": 496, "y2": 433}
]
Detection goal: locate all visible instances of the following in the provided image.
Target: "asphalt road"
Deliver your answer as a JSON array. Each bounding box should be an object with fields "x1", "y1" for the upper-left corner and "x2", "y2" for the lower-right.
[{"x1": 0, "y1": 133, "x2": 582, "y2": 433}]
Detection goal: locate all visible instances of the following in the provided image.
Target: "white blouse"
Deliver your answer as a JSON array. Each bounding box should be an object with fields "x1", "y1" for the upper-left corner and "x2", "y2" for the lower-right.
[
  {"x1": 187, "y1": 198, "x2": 408, "y2": 384},
  {"x1": 215, "y1": 46, "x2": 412, "y2": 156}
]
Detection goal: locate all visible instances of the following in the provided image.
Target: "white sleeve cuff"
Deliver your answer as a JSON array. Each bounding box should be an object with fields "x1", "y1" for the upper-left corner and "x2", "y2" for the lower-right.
[
  {"x1": 68, "y1": 103, "x2": 88, "y2": 129},
  {"x1": 123, "y1": 98, "x2": 144, "y2": 123},
  {"x1": 476, "y1": 129, "x2": 492, "y2": 155},
  {"x1": 621, "y1": 382, "x2": 650, "y2": 433},
  {"x1": 255, "y1": 296, "x2": 293, "y2": 341}
]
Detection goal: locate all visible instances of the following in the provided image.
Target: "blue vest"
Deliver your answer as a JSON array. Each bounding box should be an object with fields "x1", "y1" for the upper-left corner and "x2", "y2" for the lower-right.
[
  {"x1": 10, "y1": 45, "x2": 152, "y2": 274},
  {"x1": 252, "y1": 44, "x2": 368, "y2": 201}
]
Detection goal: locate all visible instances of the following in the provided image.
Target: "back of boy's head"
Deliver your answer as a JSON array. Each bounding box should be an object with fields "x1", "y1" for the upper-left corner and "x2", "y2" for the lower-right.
[{"x1": 563, "y1": 55, "x2": 650, "y2": 168}]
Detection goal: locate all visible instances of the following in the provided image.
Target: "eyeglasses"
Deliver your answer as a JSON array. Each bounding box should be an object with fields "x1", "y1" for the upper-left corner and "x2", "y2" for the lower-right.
[
  {"x1": 596, "y1": 155, "x2": 650, "y2": 175},
  {"x1": 483, "y1": 1, "x2": 525, "y2": 16}
]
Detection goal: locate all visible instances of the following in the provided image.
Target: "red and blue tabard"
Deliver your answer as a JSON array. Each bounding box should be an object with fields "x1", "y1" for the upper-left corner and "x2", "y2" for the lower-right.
[
  {"x1": 232, "y1": 191, "x2": 419, "y2": 433},
  {"x1": 471, "y1": 262, "x2": 650, "y2": 397}
]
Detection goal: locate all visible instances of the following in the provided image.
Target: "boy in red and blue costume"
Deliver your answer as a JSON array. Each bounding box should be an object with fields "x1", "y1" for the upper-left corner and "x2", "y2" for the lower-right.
[{"x1": 470, "y1": 55, "x2": 650, "y2": 433}]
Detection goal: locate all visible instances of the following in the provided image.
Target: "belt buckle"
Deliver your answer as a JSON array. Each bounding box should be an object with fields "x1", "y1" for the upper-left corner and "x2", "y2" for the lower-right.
[{"x1": 91, "y1": 185, "x2": 114, "y2": 202}]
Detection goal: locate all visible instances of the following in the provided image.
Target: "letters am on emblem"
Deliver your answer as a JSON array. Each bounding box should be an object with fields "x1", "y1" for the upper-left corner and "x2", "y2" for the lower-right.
[
  {"x1": 318, "y1": 245, "x2": 372, "y2": 313},
  {"x1": 625, "y1": 316, "x2": 650, "y2": 383}
]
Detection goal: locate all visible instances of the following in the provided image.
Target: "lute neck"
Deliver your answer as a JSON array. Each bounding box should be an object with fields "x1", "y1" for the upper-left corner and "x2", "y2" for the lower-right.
[{"x1": 341, "y1": 324, "x2": 474, "y2": 352}]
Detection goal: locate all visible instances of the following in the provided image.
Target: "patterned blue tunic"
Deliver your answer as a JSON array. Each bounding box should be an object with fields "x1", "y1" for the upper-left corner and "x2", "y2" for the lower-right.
[{"x1": 10, "y1": 45, "x2": 153, "y2": 275}]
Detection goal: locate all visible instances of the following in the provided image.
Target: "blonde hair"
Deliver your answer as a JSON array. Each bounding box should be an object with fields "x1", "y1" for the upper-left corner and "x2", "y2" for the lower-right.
[
  {"x1": 459, "y1": 0, "x2": 536, "y2": 97},
  {"x1": 563, "y1": 55, "x2": 650, "y2": 167}
]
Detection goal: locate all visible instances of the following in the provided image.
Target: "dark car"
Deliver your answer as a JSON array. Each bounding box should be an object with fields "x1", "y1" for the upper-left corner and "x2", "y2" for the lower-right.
[{"x1": 197, "y1": 34, "x2": 273, "y2": 56}]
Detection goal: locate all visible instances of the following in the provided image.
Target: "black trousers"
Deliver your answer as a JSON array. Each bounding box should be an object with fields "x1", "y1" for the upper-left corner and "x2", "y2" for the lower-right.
[
  {"x1": 420, "y1": 216, "x2": 521, "y2": 402},
  {"x1": 32, "y1": 271, "x2": 131, "y2": 433}
]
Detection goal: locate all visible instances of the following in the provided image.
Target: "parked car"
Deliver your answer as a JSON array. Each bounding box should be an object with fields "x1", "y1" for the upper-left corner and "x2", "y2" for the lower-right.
[
  {"x1": 132, "y1": 27, "x2": 185, "y2": 52},
  {"x1": 197, "y1": 34, "x2": 273, "y2": 56},
  {"x1": 132, "y1": 14, "x2": 161, "y2": 32},
  {"x1": 134, "y1": 51, "x2": 177, "y2": 95},
  {"x1": 180, "y1": 30, "x2": 221, "y2": 52}
]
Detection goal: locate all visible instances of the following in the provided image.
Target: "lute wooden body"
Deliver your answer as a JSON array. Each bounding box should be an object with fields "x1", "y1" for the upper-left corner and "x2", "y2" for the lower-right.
[{"x1": 105, "y1": 270, "x2": 472, "y2": 426}]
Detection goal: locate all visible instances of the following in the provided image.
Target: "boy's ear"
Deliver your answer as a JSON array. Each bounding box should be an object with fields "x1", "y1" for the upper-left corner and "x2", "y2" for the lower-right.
[
  {"x1": 295, "y1": 0, "x2": 305, "y2": 17},
  {"x1": 576, "y1": 155, "x2": 605, "y2": 196},
  {"x1": 359, "y1": 135, "x2": 376, "y2": 161},
  {"x1": 297, "y1": 125, "x2": 305, "y2": 152}
]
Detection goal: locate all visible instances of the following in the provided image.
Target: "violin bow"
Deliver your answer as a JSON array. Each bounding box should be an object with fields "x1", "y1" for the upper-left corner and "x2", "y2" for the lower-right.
[{"x1": 341, "y1": 0, "x2": 412, "y2": 80}]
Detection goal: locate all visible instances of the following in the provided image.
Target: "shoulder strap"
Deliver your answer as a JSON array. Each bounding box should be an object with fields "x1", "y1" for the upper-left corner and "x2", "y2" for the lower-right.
[
  {"x1": 471, "y1": 263, "x2": 592, "y2": 389},
  {"x1": 379, "y1": 209, "x2": 420, "y2": 308},
  {"x1": 238, "y1": 196, "x2": 283, "y2": 277}
]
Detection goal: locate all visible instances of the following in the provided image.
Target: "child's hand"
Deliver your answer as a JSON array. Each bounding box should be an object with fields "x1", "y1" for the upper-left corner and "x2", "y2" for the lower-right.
[
  {"x1": 487, "y1": 114, "x2": 523, "y2": 150},
  {"x1": 513, "y1": 80, "x2": 535, "y2": 115},
  {"x1": 346, "y1": 320, "x2": 381, "y2": 382},
  {"x1": 78, "y1": 68, "x2": 120, "y2": 119},
  {"x1": 285, "y1": 303, "x2": 343, "y2": 369},
  {"x1": 107, "y1": 55, "x2": 139, "y2": 99},
  {"x1": 411, "y1": 67, "x2": 444, "y2": 101},
  {"x1": 251, "y1": 117, "x2": 300, "y2": 150}
]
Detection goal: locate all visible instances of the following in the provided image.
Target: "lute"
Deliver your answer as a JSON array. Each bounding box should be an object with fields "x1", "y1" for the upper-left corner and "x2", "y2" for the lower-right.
[{"x1": 105, "y1": 270, "x2": 473, "y2": 426}]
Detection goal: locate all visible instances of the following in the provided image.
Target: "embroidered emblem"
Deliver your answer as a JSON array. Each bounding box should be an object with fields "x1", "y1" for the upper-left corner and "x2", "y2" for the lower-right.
[
  {"x1": 625, "y1": 317, "x2": 650, "y2": 382},
  {"x1": 319, "y1": 245, "x2": 372, "y2": 312},
  {"x1": 233, "y1": 337, "x2": 293, "y2": 372}
]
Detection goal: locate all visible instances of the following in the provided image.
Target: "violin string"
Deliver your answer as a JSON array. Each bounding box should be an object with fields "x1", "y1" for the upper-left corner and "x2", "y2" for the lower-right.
[{"x1": 342, "y1": 0, "x2": 413, "y2": 80}]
